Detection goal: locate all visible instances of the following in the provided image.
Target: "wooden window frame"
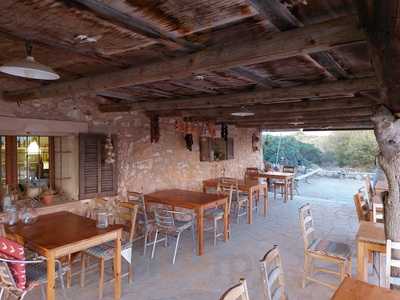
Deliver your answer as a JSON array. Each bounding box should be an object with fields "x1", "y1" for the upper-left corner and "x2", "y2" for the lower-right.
[{"x1": 79, "y1": 134, "x2": 118, "y2": 200}]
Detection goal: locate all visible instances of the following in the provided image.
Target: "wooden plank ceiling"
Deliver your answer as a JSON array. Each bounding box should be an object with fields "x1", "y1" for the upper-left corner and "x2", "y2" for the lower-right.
[{"x1": 0, "y1": 0, "x2": 389, "y2": 131}]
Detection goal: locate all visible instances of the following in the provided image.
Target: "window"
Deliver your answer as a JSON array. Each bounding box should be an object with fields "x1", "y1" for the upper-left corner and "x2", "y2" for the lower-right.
[
  {"x1": 79, "y1": 134, "x2": 117, "y2": 199},
  {"x1": 17, "y1": 136, "x2": 50, "y2": 188}
]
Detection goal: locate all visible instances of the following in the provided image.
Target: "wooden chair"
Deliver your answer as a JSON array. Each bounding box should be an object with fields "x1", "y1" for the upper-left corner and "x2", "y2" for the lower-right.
[
  {"x1": 220, "y1": 178, "x2": 249, "y2": 224},
  {"x1": 260, "y1": 245, "x2": 288, "y2": 300},
  {"x1": 127, "y1": 191, "x2": 155, "y2": 256},
  {"x1": 205, "y1": 182, "x2": 234, "y2": 246},
  {"x1": 385, "y1": 239, "x2": 400, "y2": 289},
  {"x1": 372, "y1": 202, "x2": 384, "y2": 223},
  {"x1": 353, "y1": 193, "x2": 370, "y2": 222},
  {"x1": 80, "y1": 202, "x2": 138, "y2": 299},
  {"x1": 299, "y1": 203, "x2": 352, "y2": 289},
  {"x1": 220, "y1": 278, "x2": 250, "y2": 300},
  {"x1": 273, "y1": 166, "x2": 295, "y2": 201}
]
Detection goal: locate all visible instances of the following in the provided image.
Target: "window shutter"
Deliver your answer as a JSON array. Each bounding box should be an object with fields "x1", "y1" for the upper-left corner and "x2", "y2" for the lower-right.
[
  {"x1": 199, "y1": 137, "x2": 212, "y2": 161},
  {"x1": 227, "y1": 138, "x2": 234, "y2": 160},
  {"x1": 79, "y1": 134, "x2": 117, "y2": 199}
]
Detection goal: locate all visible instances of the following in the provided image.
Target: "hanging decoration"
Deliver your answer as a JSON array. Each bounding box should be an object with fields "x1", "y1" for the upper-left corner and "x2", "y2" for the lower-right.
[
  {"x1": 104, "y1": 134, "x2": 115, "y2": 164},
  {"x1": 184, "y1": 134, "x2": 194, "y2": 151},
  {"x1": 252, "y1": 132, "x2": 260, "y2": 152},
  {"x1": 150, "y1": 114, "x2": 160, "y2": 143},
  {"x1": 221, "y1": 123, "x2": 228, "y2": 141}
]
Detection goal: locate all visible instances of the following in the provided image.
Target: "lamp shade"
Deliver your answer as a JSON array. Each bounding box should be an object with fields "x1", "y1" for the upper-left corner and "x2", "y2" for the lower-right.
[
  {"x1": 0, "y1": 56, "x2": 60, "y2": 80},
  {"x1": 27, "y1": 140, "x2": 40, "y2": 155}
]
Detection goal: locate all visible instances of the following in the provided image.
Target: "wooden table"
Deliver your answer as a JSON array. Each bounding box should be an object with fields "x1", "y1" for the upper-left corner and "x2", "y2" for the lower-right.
[
  {"x1": 145, "y1": 189, "x2": 228, "y2": 256},
  {"x1": 258, "y1": 171, "x2": 294, "y2": 202},
  {"x1": 331, "y1": 277, "x2": 400, "y2": 300},
  {"x1": 6, "y1": 211, "x2": 123, "y2": 300},
  {"x1": 202, "y1": 177, "x2": 268, "y2": 224},
  {"x1": 356, "y1": 221, "x2": 386, "y2": 283}
]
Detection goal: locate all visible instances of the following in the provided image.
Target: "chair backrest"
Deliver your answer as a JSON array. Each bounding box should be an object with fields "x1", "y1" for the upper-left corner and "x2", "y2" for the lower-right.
[
  {"x1": 260, "y1": 245, "x2": 287, "y2": 300},
  {"x1": 117, "y1": 202, "x2": 138, "y2": 243},
  {"x1": 219, "y1": 182, "x2": 236, "y2": 212},
  {"x1": 282, "y1": 166, "x2": 295, "y2": 174},
  {"x1": 127, "y1": 191, "x2": 149, "y2": 224},
  {"x1": 0, "y1": 238, "x2": 26, "y2": 290},
  {"x1": 372, "y1": 202, "x2": 384, "y2": 223},
  {"x1": 385, "y1": 239, "x2": 400, "y2": 288},
  {"x1": 220, "y1": 278, "x2": 250, "y2": 300},
  {"x1": 365, "y1": 175, "x2": 375, "y2": 203},
  {"x1": 153, "y1": 208, "x2": 176, "y2": 231},
  {"x1": 353, "y1": 193, "x2": 370, "y2": 222},
  {"x1": 299, "y1": 203, "x2": 315, "y2": 250}
]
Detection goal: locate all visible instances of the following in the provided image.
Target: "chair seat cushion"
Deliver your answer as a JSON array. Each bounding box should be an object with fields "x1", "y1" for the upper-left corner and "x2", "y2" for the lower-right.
[
  {"x1": 308, "y1": 239, "x2": 351, "y2": 260},
  {"x1": 85, "y1": 241, "x2": 131, "y2": 259},
  {"x1": 204, "y1": 208, "x2": 224, "y2": 218},
  {"x1": 174, "y1": 220, "x2": 194, "y2": 232},
  {"x1": 25, "y1": 262, "x2": 64, "y2": 289}
]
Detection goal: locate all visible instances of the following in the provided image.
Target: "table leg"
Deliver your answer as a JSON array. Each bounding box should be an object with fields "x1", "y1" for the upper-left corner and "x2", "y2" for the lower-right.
[
  {"x1": 223, "y1": 199, "x2": 229, "y2": 241},
  {"x1": 248, "y1": 188, "x2": 253, "y2": 224},
  {"x1": 263, "y1": 185, "x2": 268, "y2": 217},
  {"x1": 114, "y1": 230, "x2": 122, "y2": 300},
  {"x1": 46, "y1": 252, "x2": 56, "y2": 300},
  {"x1": 290, "y1": 178, "x2": 294, "y2": 200},
  {"x1": 197, "y1": 207, "x2": 204, "y2": 256},
  {"x1": 357, "y1": 240, "x2": 368, "y2": 282},
  {"x1": 284, "y1": 180, "x2": 288, "y2": 203}
]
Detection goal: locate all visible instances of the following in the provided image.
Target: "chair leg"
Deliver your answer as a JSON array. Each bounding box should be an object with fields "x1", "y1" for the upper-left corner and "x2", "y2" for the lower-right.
[
  {"x1": 0, "y1": 287, "x2": 4, "y2": 299},
  {"x1": 151, "y1": 229, "x2": 159, "y2": 259},
  {"x1": 98, "y1": 258, "x2": 104, "y2": 300},
  {"x1": 128, "y1": 262, "x2": 133, "y2": 284},
  {"x1": 339, "y1": 262, "x2": 345, "y2": 282},
  {"x1": 191, "y1": 223, "x2": 196, "y2": 252},
  {"x1": 164, "y1": 233, "x2": 168, "y2": 247},
  {"x1": 66, "y1": 254, "x2": 72, "y2": 288},
  {"x1": 347, "y1": 258, "x2": 352, "y2": 277},
  {"x1": 302, "y1": 254, "x2": 310, "y2": 288},
  {"x1": 80, "y1": 253, "x2": 86, "y2": 288},
  {"x1": 40, "y1": 285, "x2": 46, "y2": 300},
  {"x1": 172, "y1": 232, "x2": 181, "y2": 264},
  {"x1": 213, "y1": 218, "x2": 218, "y2": 247},
  {"x1": 274, "y1": 185, "x2": 277, "y2": 201},
  {"x1": 143, "y1": 230, "x2": 148, "y2": 256}
]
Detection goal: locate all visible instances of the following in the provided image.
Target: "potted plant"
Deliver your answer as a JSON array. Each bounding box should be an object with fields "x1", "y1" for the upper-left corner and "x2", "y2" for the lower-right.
[{"x1": 40, "y1": 188, "x2": 56, "y2": 205}]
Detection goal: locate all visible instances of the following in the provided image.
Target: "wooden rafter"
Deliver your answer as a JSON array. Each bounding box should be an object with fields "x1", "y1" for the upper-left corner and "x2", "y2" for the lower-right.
[
  {"x1": 1, "y1": 16, "x2": 365, "y2": 102},
  {"x1": 98, "y1": 77, "x2": 377, "y2": 112}
]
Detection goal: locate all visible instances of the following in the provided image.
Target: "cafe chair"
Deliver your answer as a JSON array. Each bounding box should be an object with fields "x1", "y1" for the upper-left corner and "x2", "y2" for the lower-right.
[
  {"x1": 299, "y1": 203, "x2": 352, "y2": 289},
  {"x1": 273, "y1": 166, "x2": 295, "y2": 201},
  {"x1": 219, "y1": 278, "x2": 250, "y2": 300},
  {"x1": 372, "y1": 202, "x2": 384, "y2": 223},
  {"x1": 80, "y1": 202, "x2": 138, "y2": 299},
  {"x1": 353, "y1": 193, "x2": 371, "y2": 222},
  {"x1": 0, "y1": 238, "x2": 68, "y2": 300},
  {"x1": 260, "y1": 245, "x2": 288, "y2": 300},
  {"x1": 205, "y1": 182, "x2": 233, "y2": 246},
  {"x1": 127, "y1": 191, "x2": 156, "y2": 256},
  {"x1": 385, "y1": 239, "x2": 400, "y2": 289},
  {"x1": 151, "y1": 208, "x2": 195, "y2": 264}
]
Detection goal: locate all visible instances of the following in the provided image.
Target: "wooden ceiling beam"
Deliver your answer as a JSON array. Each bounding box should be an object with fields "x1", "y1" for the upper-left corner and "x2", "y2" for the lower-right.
[
  {"x1": 98, "y1": 77, "x2": 377, "y2": 112},
  {"x1": 230, "y1": 67, "x2": 279, "y2": 88},
  {"x1": 239, "y1": 121, "x2": 373, "y2": 130},
  {"x1": 2, "y1": 16, "x2": 365, "y2": 102}
]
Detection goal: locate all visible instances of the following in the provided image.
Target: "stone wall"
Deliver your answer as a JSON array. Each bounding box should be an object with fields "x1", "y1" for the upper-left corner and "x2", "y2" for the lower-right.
[{"x1": 0, "y1": 97, "x2": 263, "y2": 196}]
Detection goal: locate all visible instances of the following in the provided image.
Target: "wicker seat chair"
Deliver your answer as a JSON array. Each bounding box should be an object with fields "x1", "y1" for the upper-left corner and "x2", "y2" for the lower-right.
[
  {"x1": 80, "y1": 202, "x2": 138, "y2": 299},
  {"x1": 220, "y1": 278, "x2": 250, "y2": 300},
  {"x1": 299, "y1": 203, "x2": 352, "y2": 289},
  {"x1": 260, "y1": 245, "x2": 288, "y2": 300}
]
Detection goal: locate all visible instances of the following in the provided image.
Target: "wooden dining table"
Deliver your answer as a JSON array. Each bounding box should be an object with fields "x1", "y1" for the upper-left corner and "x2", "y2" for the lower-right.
[
  {"x1": 331, "y1": 277, "x2": 400, "y2": 300},
  {"x1": 356, "y1": 221, "x2": 386, "y2": 283},
  {"x1": 145, "y1": 189, "x2": 229, "y2": 256},
  {"x1": 6, "y1": 211, "x2": 123, "y2": 300},
  {"x1": 202, "y1": 177, "x2": 268, "y2": 224},
  {"x1": 258, "y1": 171, "x2": 294, "y2": 202}
]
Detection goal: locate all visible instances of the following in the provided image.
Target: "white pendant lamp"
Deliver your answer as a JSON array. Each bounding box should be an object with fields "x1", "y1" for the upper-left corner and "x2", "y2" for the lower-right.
[
  {"x1": 231, "y1": 106, "x2": 255, "y2": 117},
  {"x1": 0, "y1": 42, "x2": 60, "y2": 80},
  {"x1": 27, "y1": 140, "x2": 40, "y2": 155}
]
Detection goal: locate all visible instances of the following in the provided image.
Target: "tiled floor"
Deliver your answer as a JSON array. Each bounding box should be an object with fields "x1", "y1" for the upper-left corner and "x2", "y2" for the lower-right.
[{"x1": 28, "y1": 193, "x2": 361, "y2": 300}]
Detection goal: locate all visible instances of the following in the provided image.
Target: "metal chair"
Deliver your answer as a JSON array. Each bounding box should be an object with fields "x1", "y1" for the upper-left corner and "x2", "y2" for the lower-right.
[
  {"x1": 260, "y1": 245, "x2": 288, "y2": 300},
  {"x1": 299, "y1": 203, "x2": 352, "y2": 289},
  {"x1": 385, "y1": 239, "x2": 400, "y2": 289},
  {"x1": 127, "y1": 191, "x2": 156, "y2": 256},
  {"x1": 0, "y1": 253, "x2": 68, "y2": 300},
  {"x1": 80, "y1": 202, "x2": 138, "y2": 299},
  {"x1": 219, "y1": 278, "x2": 250, "y2": 300},
  {"x1": 151, "y1": 208, "x2": 195, "y2": 264},
  {"x1": 204, "y1": 182, "x2": 233, "y2": 246}
]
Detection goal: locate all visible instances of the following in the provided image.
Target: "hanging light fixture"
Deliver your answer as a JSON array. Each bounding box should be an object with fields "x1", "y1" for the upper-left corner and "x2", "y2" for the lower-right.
[
  {"x1": 27, "y1": 139, "x2": 40, "y2": 155},
  {"x1": 231, "y1": 106, "x2": 255, "y2": 117},
  {"x1": 104, "y1": 134, "x2": 115, "y2": 164},
  {"x1": 0, "y1": 41, "x2": 60, "y2": 80}
]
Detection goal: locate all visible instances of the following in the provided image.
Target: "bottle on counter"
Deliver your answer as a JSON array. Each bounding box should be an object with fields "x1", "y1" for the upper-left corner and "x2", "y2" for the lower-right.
[{"x1": 2, "y1": 185, "x2": 12, "y2": 212}]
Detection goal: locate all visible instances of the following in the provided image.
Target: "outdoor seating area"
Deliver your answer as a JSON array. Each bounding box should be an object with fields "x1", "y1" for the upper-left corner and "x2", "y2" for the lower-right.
[{"x1": 1, "y1": 1, "x2": 400, "y2": 300}]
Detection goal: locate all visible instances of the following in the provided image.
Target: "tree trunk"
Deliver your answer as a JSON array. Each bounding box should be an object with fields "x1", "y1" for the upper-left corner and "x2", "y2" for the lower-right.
[{"x1": 372, "y1": 105, "x2": 400, "y2": 287}]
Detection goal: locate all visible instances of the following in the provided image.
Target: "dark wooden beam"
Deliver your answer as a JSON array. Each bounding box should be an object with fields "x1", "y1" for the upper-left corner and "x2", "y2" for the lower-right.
[
  {"x1": 240, "y1": 121, "x2": 373, "y2": 130},
  {"x1": 2, "y1": 16, "x2": 365, "y2": 102},
  {"x1": 98, "y1": 77, "x2": 377, "y2": 112},
  {"x1": 237, "y1": 119, "x2": 373, "y2": 128},
  {"x1": 230, "y1": 67, "x2": 279, "y2": 88}
]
